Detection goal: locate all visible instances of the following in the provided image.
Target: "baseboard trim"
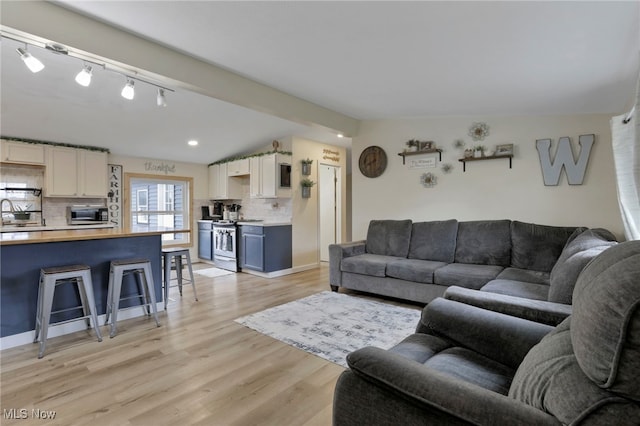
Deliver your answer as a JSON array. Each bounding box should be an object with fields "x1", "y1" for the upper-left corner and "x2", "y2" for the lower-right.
[{"x1": 0, "y1": 302, "x2": 164, "y2": 351}]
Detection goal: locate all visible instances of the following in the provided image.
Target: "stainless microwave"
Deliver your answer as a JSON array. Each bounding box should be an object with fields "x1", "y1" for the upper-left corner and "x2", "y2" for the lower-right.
[{"x1": 67, "y1": 205, "x2": 109, "y2": 225}]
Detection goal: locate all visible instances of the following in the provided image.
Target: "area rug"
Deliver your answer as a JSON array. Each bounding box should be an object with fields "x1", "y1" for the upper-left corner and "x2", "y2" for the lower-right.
[
  {"x1": 234, "y1": 291, "x2": 421, "y2": 367},
  {"x1": 194, "y1": 267, "x2": 234, "y2": 278}
]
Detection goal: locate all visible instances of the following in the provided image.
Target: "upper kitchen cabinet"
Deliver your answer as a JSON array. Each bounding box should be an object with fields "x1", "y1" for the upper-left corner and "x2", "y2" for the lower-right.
[
  {"x1": 250, "y1": 153, "x2": 291, "y2": 199},
  {"x1": 208, "y1": 163, "x2": 242, "y2": 200},
  {"x1": 45, "y1": 146, "x2": 107, "y2": 197},
  {"x1": 1, "y1": 140, "x2": 45, "y2": 165},
  {"x1": 227, "y1": 158, "x2": 250, "y2": 176}
]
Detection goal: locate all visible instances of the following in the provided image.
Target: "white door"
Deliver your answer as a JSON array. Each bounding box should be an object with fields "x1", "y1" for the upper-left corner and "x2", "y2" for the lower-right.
[{"x1": 319, "y1": 164, "x2": 341, "y2": 262}]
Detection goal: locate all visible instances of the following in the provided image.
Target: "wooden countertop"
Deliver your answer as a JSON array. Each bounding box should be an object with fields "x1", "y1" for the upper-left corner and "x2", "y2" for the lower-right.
[{"x1": 0, "y1": 227, "x2": 190, "y2": 246}]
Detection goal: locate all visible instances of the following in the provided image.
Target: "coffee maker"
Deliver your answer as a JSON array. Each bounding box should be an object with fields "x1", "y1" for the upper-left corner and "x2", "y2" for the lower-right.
[{"x1": 201, "y1": 202, "x2": 224, "y2": 220}]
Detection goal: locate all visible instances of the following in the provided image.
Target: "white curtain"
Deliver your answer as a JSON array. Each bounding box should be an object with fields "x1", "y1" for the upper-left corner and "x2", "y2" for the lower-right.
[{"x1": 610, "y1": 72, "x2": 640, "y2": 241}]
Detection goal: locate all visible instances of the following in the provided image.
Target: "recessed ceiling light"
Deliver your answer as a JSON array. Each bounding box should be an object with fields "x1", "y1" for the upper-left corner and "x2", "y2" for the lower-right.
[
  {"x1": 337, "y1": 133, "x2": 344, "y2": 138},
  {"x1": 188, "y1": 140, "x2": 198, "y2": 146}
]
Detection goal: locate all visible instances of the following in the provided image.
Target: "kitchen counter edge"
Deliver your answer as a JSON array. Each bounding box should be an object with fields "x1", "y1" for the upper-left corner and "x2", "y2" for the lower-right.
[{"x1": 0, "y1": 228, "x2": 189, "y2": 246}]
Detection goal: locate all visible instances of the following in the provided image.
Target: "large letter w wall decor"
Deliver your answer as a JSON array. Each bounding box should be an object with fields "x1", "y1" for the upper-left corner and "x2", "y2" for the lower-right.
[{"x1": 535, "y1": 134, "x2": 594, "y2": 186}]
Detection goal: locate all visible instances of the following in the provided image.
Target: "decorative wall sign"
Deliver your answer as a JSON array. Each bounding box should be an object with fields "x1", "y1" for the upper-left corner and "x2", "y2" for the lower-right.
[
  {"x1": 409, "y1": 157, "x2": 436, "y2": 169},
  {"x1": 322, "y1": 148, "x2": 340, "y2": 163},
  {"x1": 536, "y1": 134, "x2": 594, "y2": 185},
  {"x1": 468, "y1": 122, "x2": 490, "y2": 141},
  {"x1": 107, "y1": 164, "x2": 122, "y2": 228},
  {"x1": 144, "y1": 161, "x2": 176, "y2": 174}
]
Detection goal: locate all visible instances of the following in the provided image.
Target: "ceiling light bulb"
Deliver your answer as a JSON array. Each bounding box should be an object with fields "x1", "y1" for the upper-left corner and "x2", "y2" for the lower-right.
[
  {"x1": 337, "y1": 133, "x2": 344, "y2": 138},
  {"x1": 121, "y1": 79, "x2": 135, "y2": 100},
  {"x1": 157, "y1": 88, "x2": 167, "y2": 107},
  {"x1": 188, "y1": 140, "x2": 198, "y2": 146},
  {"x1": 16, "y1": 47, "x2": 44, "y2": 73},
  {"x1": 75, "y1": 65, "x2": 93, "y2": 87}
]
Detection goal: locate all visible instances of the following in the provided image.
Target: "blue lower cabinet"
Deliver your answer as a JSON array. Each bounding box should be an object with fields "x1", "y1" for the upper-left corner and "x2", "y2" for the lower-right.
[{"x1": 239, "y1": 225, "x2": 292, "y2": 272}]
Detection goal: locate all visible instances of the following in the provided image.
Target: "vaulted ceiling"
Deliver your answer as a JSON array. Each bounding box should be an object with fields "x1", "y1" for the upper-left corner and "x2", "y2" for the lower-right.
[{"x1": 1, "y1": 1, "x2": 638, "y2": 164}]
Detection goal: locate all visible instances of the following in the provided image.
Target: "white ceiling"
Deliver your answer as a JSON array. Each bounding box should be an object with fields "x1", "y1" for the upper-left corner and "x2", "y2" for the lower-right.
[{"x1": 2, "y1": 1, "x2": 639, "y2": 165}]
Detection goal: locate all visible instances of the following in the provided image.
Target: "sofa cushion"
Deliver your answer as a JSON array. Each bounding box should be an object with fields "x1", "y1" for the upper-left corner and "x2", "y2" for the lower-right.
[
  {"x1": 548, "y1": 229, "x2": 617, "y2": 304},
  {"x1": 571, "y1": 241, "x2": 640, "y2": 400},
  {"x1": 365, "y1": 220, "x2": 413, "y2": 257},
  {"x1": 408, "y1": 220, "x2": 458, "y2": 262},
  {"x1": 424, "y1": 347, "x2": 515, "y2": 395},
  {"x1": 509, "y1": 318, "x2": 640, "y2": 424},
  {"x1": 480, "y1": 279, "x2": 549, "y2": 301},
  {"x1": 496, "y1": 267, "x2": 550, "y2": 285},
  {"x1": 341, "y1": 254, "x2": 401, "y2": 278},
  {"x1": 454, "y1": 220, "x2": 511, "y2": 266},
  {"x1": 386, "y1": 258, "x2": 448, "y2": 284},
  {"x1": 510, "y1": 221, "x2": 578, "y2": 272},
  {"x1": 434, "y1": 263, "x2": 504, "y2": 290}
]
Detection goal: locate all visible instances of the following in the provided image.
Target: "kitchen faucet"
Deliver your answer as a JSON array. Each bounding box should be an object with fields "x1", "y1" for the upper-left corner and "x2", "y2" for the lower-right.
[{"x1": 1, "y1": 198, "x2": 16, "y2": 213}]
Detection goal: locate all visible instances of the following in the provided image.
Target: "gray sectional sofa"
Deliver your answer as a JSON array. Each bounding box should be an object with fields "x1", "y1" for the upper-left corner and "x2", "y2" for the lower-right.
[
  {"x1": 329, "y1": 219, "x2": 616, "y2": 324},
  {"x1": 333, "y1": 241, "x2": 640, "y2": 425}
]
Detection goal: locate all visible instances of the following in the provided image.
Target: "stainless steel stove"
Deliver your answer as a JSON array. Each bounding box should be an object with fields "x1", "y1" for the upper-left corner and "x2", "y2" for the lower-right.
[{"x1": 212, "y1": 221, "x2": 238, "y2": 272}]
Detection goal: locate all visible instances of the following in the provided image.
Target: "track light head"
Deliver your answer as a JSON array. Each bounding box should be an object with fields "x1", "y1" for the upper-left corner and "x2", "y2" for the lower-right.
[
  {"x1": 157, "y1": 88, "x2": 167, "y2": 107},
  {"x1": 121, "y1": 79, "x2": 135, "y2": 100},
  {"x1": 75, "y1": 65, "x2": 93, "y2": 87},
  {"x1": 16, "y1": 47, "x2": 44, "y2": 73}
]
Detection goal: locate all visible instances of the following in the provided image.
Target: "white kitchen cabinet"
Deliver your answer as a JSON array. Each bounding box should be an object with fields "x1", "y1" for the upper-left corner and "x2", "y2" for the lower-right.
[
  {"x1": 1, "y1": 140, "x2": 45, "y2": 165},
  {"x1": 250, "y1": 153, "x2": 291, "y2": 199},
  {"x1": 78, "y1": 150, "x2": 108, "y2": 197},
  {"x1": 227, "y1": 158, "x2": 250, "y2": 176},
  {"x1": 208, "y1": 163, "x2": 242, "y2": 200},
  {"x1": 45, "y1": 146, "x2": 107, "y2": 197}
]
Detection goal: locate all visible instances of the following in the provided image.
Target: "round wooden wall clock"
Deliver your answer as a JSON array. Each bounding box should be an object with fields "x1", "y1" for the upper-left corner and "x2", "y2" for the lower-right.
[{"x1": 358, "y1": 146, "x2": 387, "y2": 178}]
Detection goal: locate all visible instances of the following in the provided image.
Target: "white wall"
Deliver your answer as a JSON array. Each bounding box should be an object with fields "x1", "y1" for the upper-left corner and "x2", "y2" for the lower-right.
[
  {"x1": 290, "y1": 137, "x2": 348, "y2": 269},
  {"x1": 352, "y1": 114, "x2": 625, "y2": 240}
]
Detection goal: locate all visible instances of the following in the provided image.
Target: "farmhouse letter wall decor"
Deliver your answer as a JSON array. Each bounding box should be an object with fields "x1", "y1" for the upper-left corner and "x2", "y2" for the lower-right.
[{"x1": 536, "y1": 134, "x2": 594, "y2": 185}]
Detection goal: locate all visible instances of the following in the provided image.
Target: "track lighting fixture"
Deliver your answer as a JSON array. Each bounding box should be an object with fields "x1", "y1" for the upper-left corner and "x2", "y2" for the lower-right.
[
  {"x1": 16, "y1": 46, "x2": 44, "y2": 73},
  {"x1": 121, "y1": 79, "x2": 135, "y2": 100},
  {"x1": 157, "y1": 88, "x2": 167, "y2": 107},
  {"x1": 75, "y1": 64, "x2": 92, "y2": 87}
]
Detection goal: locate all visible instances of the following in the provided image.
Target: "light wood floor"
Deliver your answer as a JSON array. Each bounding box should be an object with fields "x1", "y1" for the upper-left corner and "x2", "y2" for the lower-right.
[{"x1": 1, "y1": 263, "x2": 358, "y2": 426}]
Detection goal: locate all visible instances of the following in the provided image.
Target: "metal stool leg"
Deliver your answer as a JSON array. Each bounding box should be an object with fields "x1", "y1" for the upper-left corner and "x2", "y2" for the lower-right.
[
  {"x1": 184, "y1": 251, "x2": 198, "y2": 301},
  {"x1": 37, "y1": 275, "x2": 56, "y2": 359},
  {"x1": 33, "y1": 271, "x2": 45, "y2": 344},
  {"x1": 141, "y1": 263, "x2": 160, "y2": 327},
  {"x1": 163, "y1": 253, "x2": 171, "y2": 310},
  {"x1": 78, "y1": 270, "x2": 102, "y2": 342},
  {"x1": 107, "y1": 267, "x2": 125, "y2": 338}
]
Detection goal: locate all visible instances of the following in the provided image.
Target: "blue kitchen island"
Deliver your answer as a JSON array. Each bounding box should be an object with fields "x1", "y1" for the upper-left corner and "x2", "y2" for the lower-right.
[{"x1": 0, "y1": 228, "x2": 165, "y2": 342}]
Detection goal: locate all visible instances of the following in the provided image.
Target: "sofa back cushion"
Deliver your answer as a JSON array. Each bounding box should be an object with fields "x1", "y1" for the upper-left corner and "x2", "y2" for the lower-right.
[
  {"x1": 571, "y1": 241, "x2": 640, "y2": 401},
  {"x1": 454, "y1": 220, "x2": 511, "y2": 266},
  {"x1": 510, "y1": 221, "x2": 579, "y2": 272},
  {"x1": 365, "y1": 220, "x2": 413, "y2": 257},
  {"x1": 408, "y1": 220, "x2": 458, "y2": 262},
  {"x1": 548, "y1": 229, "x2": 617, "y2": 304},
  {"x1": 509, "y1": 318, "x2": 640, "y2": 424}
]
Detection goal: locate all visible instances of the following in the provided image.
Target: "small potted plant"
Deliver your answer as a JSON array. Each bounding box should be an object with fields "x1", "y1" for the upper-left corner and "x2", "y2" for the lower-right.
[
  {"x1": 405, "y1": 139, "x2": 419, "y2": 152},
  {"x1": 301, "y1": 158, "x2": 313, "y2": 175},
  {"x1": 473, "y1": 145, "x2": 486, "y2": 158},
  {"x1": 300, "y1": 178, "x2": 316, "y2": 198}
]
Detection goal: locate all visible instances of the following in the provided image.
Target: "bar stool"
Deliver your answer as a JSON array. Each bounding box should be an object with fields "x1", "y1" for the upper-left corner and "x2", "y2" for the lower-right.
[
  {"x1": 105, "y1": 258, "x2": 160, "y2": 338},
  {"x1": 162, "y1": 247, "x2": 198, "y2": 310},
  {"x1": 34, "y1": 264, "x2": 102, "y2": 359}
]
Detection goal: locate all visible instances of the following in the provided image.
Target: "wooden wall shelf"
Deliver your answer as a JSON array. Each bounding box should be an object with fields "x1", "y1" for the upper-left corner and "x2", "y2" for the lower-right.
[
  {"x1": 458, "y1": 155, "x2": 513, "y2": 172},
  {"x1": 398, "y1": 149, "x2": 443, "y2": 164}
]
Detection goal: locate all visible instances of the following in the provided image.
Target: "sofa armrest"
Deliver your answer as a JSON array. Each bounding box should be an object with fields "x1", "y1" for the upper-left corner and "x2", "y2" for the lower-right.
[
  {"x1": 329, "y1": 240, "x2": 366, "y2": 286},
  {"x1": 416, "y1": 298, "x2": 554, "y2": 368},
  {"x1": 344, "y1": 347, "x2": 559, "y2": 426},
  {"x1": 444, "y1": 286, "x2": 572, "y2": 326}
]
